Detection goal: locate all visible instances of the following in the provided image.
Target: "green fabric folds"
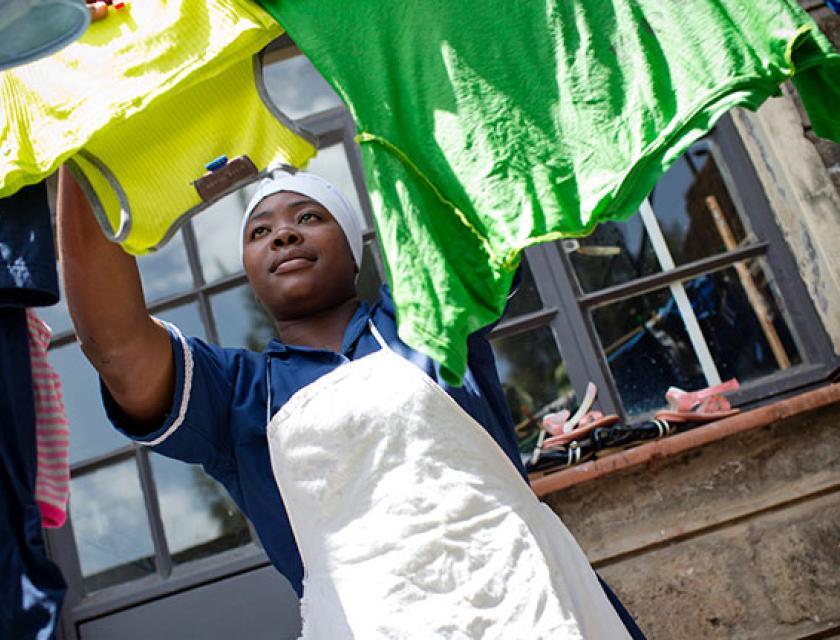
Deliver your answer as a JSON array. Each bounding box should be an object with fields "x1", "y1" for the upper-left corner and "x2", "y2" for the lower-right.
[{"x1": 259, "y1": 0, "x2": 840, "y2": 384}]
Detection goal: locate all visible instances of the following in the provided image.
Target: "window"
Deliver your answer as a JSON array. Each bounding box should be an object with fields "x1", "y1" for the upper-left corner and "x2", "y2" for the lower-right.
[
  {"x1": 47, "y1": 38, "x2": 838, "y2": 634},
  {"x1": 490, "y1": 116, "x2": 837, "y2": 464}
]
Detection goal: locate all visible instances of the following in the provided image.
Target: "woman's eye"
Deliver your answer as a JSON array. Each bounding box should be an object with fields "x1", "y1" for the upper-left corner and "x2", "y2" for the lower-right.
[
  {"x1": 250, "y1": 226, "x2": 268, "y2": 239},
  {"x1": 299, "y1": 211, "x2": 320, "y2": 224}
]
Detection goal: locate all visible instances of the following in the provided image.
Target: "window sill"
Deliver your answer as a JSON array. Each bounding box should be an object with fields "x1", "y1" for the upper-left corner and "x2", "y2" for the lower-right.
[{"x1": 530, "y1": 382, "x2": 840, "y2": 498}]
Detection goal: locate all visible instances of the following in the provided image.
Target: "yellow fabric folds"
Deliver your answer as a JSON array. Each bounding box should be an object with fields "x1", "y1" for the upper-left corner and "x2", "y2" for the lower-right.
[{"x1": 1, "y1": 0, "x2": 315, "y2": 254}]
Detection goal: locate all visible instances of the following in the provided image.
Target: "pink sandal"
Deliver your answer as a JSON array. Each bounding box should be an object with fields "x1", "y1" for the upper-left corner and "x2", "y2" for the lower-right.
[{"x1": 657, "y1": 379, "x2": 740, "y2": 423}]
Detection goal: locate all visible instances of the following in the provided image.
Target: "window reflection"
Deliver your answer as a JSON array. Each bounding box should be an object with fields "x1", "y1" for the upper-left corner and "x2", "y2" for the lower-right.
[
  {"x1": 687, "y1": 261, "x2": 801, "y2": 385},
  {"x1": 593, "y1": 288, "x2": 705, "y2": 416},
  {"x1": 71, "y1": 460, "x2": 156, "y2": 593},
  {"x1": 262, "y1": 53, "x2": 343, "y2": 120},
  {"x1": 650, "y1": 146, "x2": 748, "y2": 266},
  {"x1": 151, "y1": 455, "x2": 251, "y2": 565},
  {"x1": 593, "y1": 259, "x2": 802, "y2": 416},
  {"x1": 569, "y1": 142, "x2": 750, "y2": 294},
  {"x1": 137, "y1": 232, "x2": 193, "y2": 303},
  {"x1": 568, "y1": 216, "x2": 660, "y2": 293},
  {"x1": 49, "y1": 342, "x2": 126, "y2": 464},
  {"x1": 491, "y1": 327, "x2": 575, "y2": 457}
]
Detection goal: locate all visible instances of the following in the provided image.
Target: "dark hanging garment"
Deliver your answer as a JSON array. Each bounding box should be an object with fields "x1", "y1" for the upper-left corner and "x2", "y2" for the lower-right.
[{"x1": 0, "y1": 181, "x2": 66, "y2": 640}]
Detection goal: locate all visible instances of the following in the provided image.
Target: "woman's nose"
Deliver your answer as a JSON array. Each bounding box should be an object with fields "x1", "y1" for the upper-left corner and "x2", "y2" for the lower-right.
[{"x1": 272, "y1": 227, "x2": 301, "y2": 247}]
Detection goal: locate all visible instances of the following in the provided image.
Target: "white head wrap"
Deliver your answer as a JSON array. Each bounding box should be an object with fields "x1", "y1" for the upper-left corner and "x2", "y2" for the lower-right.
[{"x1": 240, "y1": 168, "x2": 364, "y2": 268}]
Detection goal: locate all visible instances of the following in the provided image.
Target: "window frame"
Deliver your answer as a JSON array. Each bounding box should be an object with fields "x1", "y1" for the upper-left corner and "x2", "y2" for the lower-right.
[{"x1": 489, "y1": 114, "x2": 839, "y2": 423}]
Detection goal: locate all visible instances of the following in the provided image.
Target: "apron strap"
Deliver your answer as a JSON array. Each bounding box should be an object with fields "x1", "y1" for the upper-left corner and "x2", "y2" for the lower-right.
[{"x1": 368, "y1": 320, "x2": 390, "y2": 351}]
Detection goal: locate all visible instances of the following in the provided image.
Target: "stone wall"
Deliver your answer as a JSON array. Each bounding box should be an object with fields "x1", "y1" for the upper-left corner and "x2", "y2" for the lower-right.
[
  {"x1": 731, "y1": 2, "x2": 840, "y2": 351},
  {"x1": 543, "y1": 402, "x2": 840, "y2": 639}
]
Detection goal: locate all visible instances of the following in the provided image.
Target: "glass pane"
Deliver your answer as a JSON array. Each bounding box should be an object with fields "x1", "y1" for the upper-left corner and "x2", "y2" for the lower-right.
[
  {"x1": 491, "y1": 326, "x2": 576, "y2": 459},
  {"x1": 306, "y1": 144, "x2": 365, "y2": 225},
  {"x1": 502, "y1": 258, "x2": 542, "y2": 319},
  {"x1": 357, "y1": 242, "x2": 384, "y2": 305},
  {"x1": 137, "y1": 232, "x2": 193, "y2": 303},
  {"x1": 262, "y1": 53, "x2": 343, "y2": 120},
  {"x1": 154, "y1": 302, "x2": 206, "y2": 341},
  {"x1": 212, "y1": 285, "x2": 275, "y2": 351},
  {"x1": 650, "y1": 145, "x2": 749, "y2": 266},
  {"x1": 686, "y1": 261, "x2": 801, "y2": 385},
  {"x1": 49, "y1": 342, "x2": 127, "y2": 464},
  {"x1": 151, "y1": 455, "x2": 251, "y2": 565},
  {"x1": 568, "y1": 142, "x2": 750, "y2": 293},
  {"x1": 567, "y1": 215, "x2": 660, "y2": 293},
  {"x1": 71, "y1": 459, "x2": 156, "y2": 592},
  {"x1": 593, "y1": 287, "x2": 705, "y2": 416},
  {"x1": 193, "y1": 184, "x2": 260, "y2": 284}
]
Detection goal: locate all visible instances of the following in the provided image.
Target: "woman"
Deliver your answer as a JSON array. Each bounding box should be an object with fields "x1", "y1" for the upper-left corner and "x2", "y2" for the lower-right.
[{"x1": 58, "y1": 166, "x2": 641, "y2": 638}]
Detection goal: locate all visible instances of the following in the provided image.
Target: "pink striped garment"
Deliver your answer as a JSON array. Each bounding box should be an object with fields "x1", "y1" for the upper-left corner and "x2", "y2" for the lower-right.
[{"x1": 27, "y1": 309, "x2": 70, "y2": 528}]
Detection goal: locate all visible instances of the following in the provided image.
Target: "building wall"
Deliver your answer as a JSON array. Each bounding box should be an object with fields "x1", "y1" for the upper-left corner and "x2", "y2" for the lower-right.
[
  {"x1": 732, "y1": 3, "x2": 840, "y2": 351},
  {"x1": 543, "y1": 401, "x2": 840, "y2": 639}
]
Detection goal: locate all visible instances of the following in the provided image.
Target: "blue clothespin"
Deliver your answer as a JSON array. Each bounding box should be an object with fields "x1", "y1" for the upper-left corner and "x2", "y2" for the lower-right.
[
  {"x1": 827, "y1": 0, "x2": 840, "y2": 15},
  {"x1": 205, "y1": 155, "x2": 229, "y2": 172}
]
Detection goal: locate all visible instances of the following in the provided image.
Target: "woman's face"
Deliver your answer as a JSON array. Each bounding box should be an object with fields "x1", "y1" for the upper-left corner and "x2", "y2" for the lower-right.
[{"x1": 242, "y1": 190, "x2": 357, "y2": 321}]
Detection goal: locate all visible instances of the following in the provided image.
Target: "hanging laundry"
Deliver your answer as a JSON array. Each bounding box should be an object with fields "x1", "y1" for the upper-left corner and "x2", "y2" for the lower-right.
[
  {"x1": 27, "y1": 310, "x2": 70, "y2": 529},
  {"x1": 0, "y1": 182, "x2": 65, "y2": 640},
  {"x1": 1, "y1": 0, "x2": 315, "y2": 254},
  {"x1": 258, "y1": 0, "x2": 840, "y2": 384}
]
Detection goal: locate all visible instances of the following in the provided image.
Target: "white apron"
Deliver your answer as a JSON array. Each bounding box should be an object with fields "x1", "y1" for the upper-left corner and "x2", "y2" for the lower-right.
[{"x1": 267, "y1": 324, "x2": 630, "y2": 639}]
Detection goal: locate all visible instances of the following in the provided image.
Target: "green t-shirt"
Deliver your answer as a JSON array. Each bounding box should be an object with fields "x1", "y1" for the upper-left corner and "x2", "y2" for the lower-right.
[{"x1": 258, "y1": 0, "x2": 840, "y2": 384}]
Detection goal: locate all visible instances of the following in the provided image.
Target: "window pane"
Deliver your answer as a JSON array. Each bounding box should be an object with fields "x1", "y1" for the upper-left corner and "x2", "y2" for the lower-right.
[
  {"x1": 49, "y1": 342, "x2": 126, "y2": 464},
  {"x1": 150, "y1": 455, "x2": 251, "y2": 566},
  {"x1": 193, "y1": 184, "x2": 260, "y2": 284},
  {"x1": 357, "y1": 242, "x2": 384, "y2": 305},
  {"x1": 154, "y1": 302, "x2": 206, "y2": 341},
  {"x1": 567, "y1": 215, "x2": 660, "y2": 293},
  {"x1": 491, "y1": 326, "x2": 576, "y2": 458},
  {"x1": 568, "y1": 142, "x2": 751, "y2": 294},
  {"x1": 593, "y1": 288, "x2": 705, "y2": 416},
  {"x1": 686, "y1": 261, "x2": 802, "y2": 385},
  {"x1": 262, "y1": 53, "x2": 342, "y2": 120},
  {"x1": 650, "y1": 145, "x2": 749, "y2": 267},
  {"x1": 137, "y1": 232, "x2": 193, "y2": 303},
  {"x1": 502, "y1": 258, "x2": 542, "y2": 319},
  {"x1": 212, "y1": 285, "x2": 275, "y2": 351},
  {"x1": 306, "y1": 144, "x2": 365, "y2": 225},
  {"x1": 71, "y1": 459, "x2": 156, "y2": 593}
]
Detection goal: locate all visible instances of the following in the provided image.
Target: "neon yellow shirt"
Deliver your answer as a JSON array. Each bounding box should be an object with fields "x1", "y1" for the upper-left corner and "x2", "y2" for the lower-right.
[{"x1": 1, "y1": 0, "x2": 314, "y2": 253}]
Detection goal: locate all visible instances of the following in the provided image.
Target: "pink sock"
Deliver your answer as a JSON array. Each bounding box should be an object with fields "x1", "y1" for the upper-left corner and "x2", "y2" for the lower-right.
[{"x1": 27, "y1": 310, "x2": 70, "y2": 529}]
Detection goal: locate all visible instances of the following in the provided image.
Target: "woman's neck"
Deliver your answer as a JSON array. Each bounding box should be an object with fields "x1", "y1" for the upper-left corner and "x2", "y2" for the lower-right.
[{"x1": 274, "y1": 296, "x2": 361, "y2": 353}]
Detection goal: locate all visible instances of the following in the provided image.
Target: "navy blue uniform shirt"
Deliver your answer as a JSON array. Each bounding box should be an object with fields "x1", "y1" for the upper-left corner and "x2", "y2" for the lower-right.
[{"x1": 102, "y1": 285, "x2": 523, "y2": 596}]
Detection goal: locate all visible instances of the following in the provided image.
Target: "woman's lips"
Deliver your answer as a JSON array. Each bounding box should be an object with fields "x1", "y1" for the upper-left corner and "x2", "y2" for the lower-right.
[{"x1": 274, "y1": 257, "x2": 315, "y2": 274}]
